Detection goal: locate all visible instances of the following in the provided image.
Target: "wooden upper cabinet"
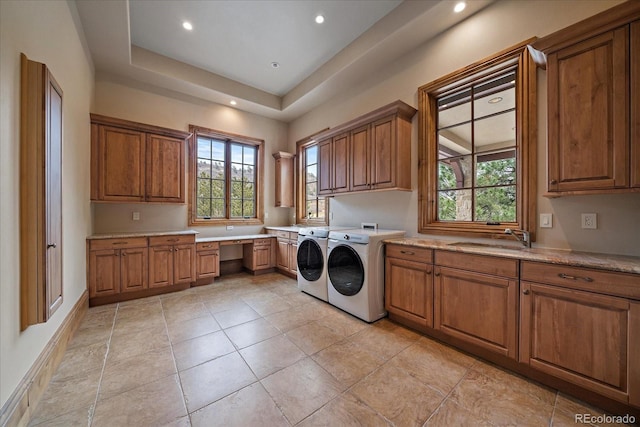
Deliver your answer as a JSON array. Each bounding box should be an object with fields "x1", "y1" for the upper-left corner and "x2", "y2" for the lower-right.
[
  {"x1": 91, "y1": 114, "x2": 189, "y2": 203},
  {"x1": 273, "y1": 151, "x2": 294, "y2": 207},
  {"x1": 316, "y1": 100, "x2": 416, "y2": 196},
  {"x1": 532, "y1": 3, "x2": 640, "y2": 196}
]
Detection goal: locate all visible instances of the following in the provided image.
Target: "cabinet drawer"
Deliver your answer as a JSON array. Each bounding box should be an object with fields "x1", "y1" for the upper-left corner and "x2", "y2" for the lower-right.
[
  {"x1": 90, "y1": 237, "x2": 148, "y2": 251},
  {"x1": 290, "y1": 232, "x2": 298, "y2": 240},
  {"x1": 148, "y1": 235, "x2": 195, "y2": 246},
  {"x1": 521, "y1": 261, "x2": 640, "y2": 300},
  {"x1": 196, "y1": 241, "x2": 220, "y2": 251},
  {"x1": 254, "y1": 238, "x2": 274, "y2": 246},
  {"x1": 386, "y1": 244, "x2": 433, "y2": 264},
  {"x1": 435, "y1": 251, "x2": 518, "y2": 278},
  {"x1": 273, "y1": 230, "x2": 290, "y2": 239},
  {"x1": 220, "y1": 239, "x2": 253, "y2": 246}
]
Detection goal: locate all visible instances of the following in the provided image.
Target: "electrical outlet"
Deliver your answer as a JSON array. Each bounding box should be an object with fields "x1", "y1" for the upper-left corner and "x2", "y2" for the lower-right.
[
  {"x1": 540, "y1": 213, "x2": 552, "y2": 228},
  {"x1": 132, "y1": 212, "x2": 140, "y2": 221},
  {"x1": 581, "y1": 213, "x2": 597, "y2": 229},
  {"x1": 226, "y1": 225, "x2": 234, "y2": 230}
]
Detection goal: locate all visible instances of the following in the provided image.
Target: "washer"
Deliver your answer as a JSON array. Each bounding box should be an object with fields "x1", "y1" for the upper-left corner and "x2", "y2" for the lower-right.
[
  {"x1": 326, "y1": 228, "x2": 405, "y2": 322},
  {"x1": 296, "y1": 226, "x2": 351, "y2": 301}
]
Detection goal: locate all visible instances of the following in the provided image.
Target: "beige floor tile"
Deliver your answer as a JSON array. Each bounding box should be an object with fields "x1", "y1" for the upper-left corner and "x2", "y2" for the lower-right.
[
  {"x1": 190, "y1": 383, "x2": 288, "y2": 427},
  {"x1": 450, "y1": 369, "x2": 555, "y2": 426},
  {"x1": 160, "y1": 292, "x2": 202, "y2": 310},
  {"x1": 164, "y1": 301, "x2": 211, "y2": 326},
  {"x1": 265, "y1": 307, "x2": 314, "y2": 332},
  {"x1": 107, "y1": 323, "x2": 170, "y2": 364},
  {"x1": 261, "y1": 358, "x2": 344, "y2": 425},
  {"x1": 115, "y1": 299, "x2": 163, "y2": 320},
  {"x1": 67, "y1": 324, "x2": 112, "y2": 350},
  {"x1": 52, "y1": 341, "x2": 108, "y2": 381},
  {"x1": 315, "y1": 310, "x2": 368, "y2": 337},
  {"x1": 172, "y1": 330, "x2": 236, "y2": 371},
  {"x1": 117, "y1": 295, "x2": 161, "y2": 308},
  {"x1": 28, "y1": 404, "x2": 92, "y2": 427},
  {"x1": 167, "y1": 314, "x2": 221, "y2": 343},
  {"x1": 224, "y1": 317, "x2": 282, "y2": 349},
  {"x1": 179, "y1": 352, "x2": 257, "y2": 413},
  {"x1": 386, "y1": 340, "x2": 470, "y2": 395},
  {"x1": 424, "y1": 398, "x2": 493, "y2": 426},
  {"x1": 99, "y1": 346, "x2": 176, "y2": 400},
  {"x1": 244, "y1": 295, "x2": 293, "y2": 316},
  {"x1": 312, "y1": 340, "x2": 383, "y2": 387},
  {"x1": 163, "y1": 416, "x2": 192, "y2": 427},
  {"x1": 286, "y1": 322, "x2": 343, "y2": 355},
  {"x1": 417, "y1": 336, "x2": 478, "y2": 368},
  {"x1": 29, "y1": 368, "x2": 101, "y2": 426},
  {"x1": 348, "y1": 326, "x2": 414, "y2": 361},
  {"x1": 297, "y1": 393, "x2": 390, "y2": 427},
  {"x1": 204, "y1": 296, "x2": 250, "y2": 314},
  {"x1": 239, "y1": 334, "x2": 306, "y2": 378},
  {"x1": 92, "y1": 374, "x2": 187, "y2": 426},
  {"x1": 214, "y1": 305, "x2": 261, "y2": 329},
  {"x1": 111, "y1": 310, "x2": 166, "y2": 335},
  {"x1": 79, "y1": 307, "x2": 116, "y2": 330},
  {"x1": 554, "y1": 392, "x2": 606, "y2": 418},
  {"x1": 350, "y1": 364, "x2": 444, "y2": 427},
  {"x1": 281, "y1": 290, "x2": 317, "y2": 305}
]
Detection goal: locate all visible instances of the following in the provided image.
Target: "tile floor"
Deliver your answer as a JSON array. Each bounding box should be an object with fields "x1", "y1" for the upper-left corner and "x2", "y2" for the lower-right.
[{"x1": 29, "y1": 273, "x2": 627, "y2": 426}]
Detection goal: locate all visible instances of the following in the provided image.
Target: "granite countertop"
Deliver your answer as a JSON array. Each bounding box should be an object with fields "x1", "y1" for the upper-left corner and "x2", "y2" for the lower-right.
[
  {"x1": 197, "y1": 234, "x2": 273, "y2": 243},
  {"x1": 384, "y1": 238, "x2": 640, "y2": 275},
  {"x1": 264, "y1": 226, "x2": 301, "y2": 232},
  {"x1": 87, "y1": 230, "x2": 198, "y2": 240}
]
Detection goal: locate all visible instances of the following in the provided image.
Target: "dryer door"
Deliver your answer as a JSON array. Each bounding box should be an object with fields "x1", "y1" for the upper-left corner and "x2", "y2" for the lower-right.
[
  {"x1": 327, "y1": 245, "x2": 364, "y2": 296},
  {"x1": 297, "y1": 238, "x2": 323, "y2": 282}
]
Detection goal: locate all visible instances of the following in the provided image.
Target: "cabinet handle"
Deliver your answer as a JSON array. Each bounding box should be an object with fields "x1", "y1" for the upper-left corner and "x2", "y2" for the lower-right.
[
  {"x1": 435, "y1": 272, "x2": 440, "y2": 277},
  {"x1": 426, "y1": 269, "x2": 432, "y2": 274},
  {"x1": 122, "y1": 252, "x2": 127, "y2": 257},
  {"x1": 400, "y1": 250, "x2": 415, "y2": 255},
  {"x1": 112, "y1": 242, "x2": 127, "y2": 245},
  {"x1": 522, "y1": 289, "x2": 530, "y2": 295},
  {"x1": 167, "y1": 238, "x2": 179, "y2": 242},
  {"x1": 549, "y1": 179, "x2": 558, "y2": 185},
  {"x1": 202, "y1": 244, "x2": 213, "y2": 248},
  {"x1": 558, "y1": 273, "x2": 593, "y2": 282},
  {"x1": 47, "y1": 243, "x2": 57, "y2": 249}
]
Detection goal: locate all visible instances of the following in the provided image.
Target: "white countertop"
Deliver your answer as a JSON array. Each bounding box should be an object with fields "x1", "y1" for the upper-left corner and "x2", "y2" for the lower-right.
[{"x1": 87, "y1": 230, "x2": 198, "y2": 240}]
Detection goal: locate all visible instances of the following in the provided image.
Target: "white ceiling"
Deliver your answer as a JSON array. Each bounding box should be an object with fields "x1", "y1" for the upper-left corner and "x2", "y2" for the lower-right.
[{"x1": 75, "y1": 0, "x2": 495, "y2": 122}]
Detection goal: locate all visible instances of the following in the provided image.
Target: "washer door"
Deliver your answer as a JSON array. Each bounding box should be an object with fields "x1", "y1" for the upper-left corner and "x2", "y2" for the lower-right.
[
  {"x1": 297, "y1": 239, "x2": 323, "y2": 282},
  {"x1": 327, "y1": 245, "x2": 364, "y2": 296}
]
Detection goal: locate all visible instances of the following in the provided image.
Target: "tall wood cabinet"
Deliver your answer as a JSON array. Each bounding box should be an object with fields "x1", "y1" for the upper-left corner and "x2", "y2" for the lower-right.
[
  {"x1": 532, "y1": 3, "x2": 640, "y2": 195},
  {"x1": 20, "y1": 54, "x2": 64, "y2": 329},
  {"x1": 273, "y1": 152, "x2": 294, "y2": 207},
  {"x1": 316, "y1": 100, "x2": 416, "y2": 196},
  {"x1": 90, "y1": 114, "x2": 190, "y2": 203}
]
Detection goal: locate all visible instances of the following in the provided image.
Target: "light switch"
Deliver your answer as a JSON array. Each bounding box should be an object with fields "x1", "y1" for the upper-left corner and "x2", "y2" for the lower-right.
[
  {"x1": 132, "y1": 212, "x2": 140, "y2": 221},
  {"x1": 540, "y1": 213, "x2": 552, "y2": 228}
]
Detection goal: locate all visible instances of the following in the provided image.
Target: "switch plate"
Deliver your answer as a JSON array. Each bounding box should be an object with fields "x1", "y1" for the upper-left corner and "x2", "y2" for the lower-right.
[
  {"x1": 132, "y1": 212, "x2": 140, "y2": 221},
  {"x1": 581, "y1": 213, "x2": 597, "y2": 229},
  {"x1": 226, "y1": 225, "x2": 234, "y2": 230},
  {"x1": 540, "y1": 213, "x2": 552, "y2": 228}
]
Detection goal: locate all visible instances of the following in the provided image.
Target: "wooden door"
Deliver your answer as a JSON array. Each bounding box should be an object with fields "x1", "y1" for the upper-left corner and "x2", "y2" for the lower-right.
[
  {"x1": 318, "y1": 139, "x2": 333, "y2": 194},
  {"x1": 173, "y1": 244, "x2": 196, "y2": 284},
  {"x1": 435, "y1": 266, "x2": 518, "y2": 358},
  {"x1": 99, "y1": 126, "x2": 146, "y2": 201},
  {"x1": 332, "y1": 133, "x2": 349, "y2": 193},
  {"x1": 631, "y1": 20, "x2": 640, "y2": 188},
  {"x1": 350, "y1": 125, "x2": 370, "y2": 192},
  {"x1": 520, "y1": 282, "x2": 639, "y2": 403},
  {"x1": 371, "y1": 115, "x2": 396, "y2": 189},
  {"x1": 89, "y1": 250, "x2": 120, "y2": 297},
  {"x1": 276, "y1": 239, "x2": 290, "y2": 271},
  {"x1": 120, "y1": 247, "x2": 148, "y2": 292},
  {"x1": 149, "y1": 245, "x2": 173, "y2": 288},
  {"x1": 547, "y1": 27, "x2": 629, "y2": 192},
  {"x1": 253, "y1": 244, "x2": 272, "y2": 270},
  {"x1": 197, "y1": 250, "x2": 219, "y2": 279},
  {"x1": 288, "y1": 241, "x2": 298, "y2": 274},
  {"x1": 45, "y1": 71, "x2": 63, "y2": 318},
  {"x1": 146, "y1": 134, "x2": 185, "y2": 202},
  {"x1": 385, "y1": 257, "x2": 433, "y2": 328}
]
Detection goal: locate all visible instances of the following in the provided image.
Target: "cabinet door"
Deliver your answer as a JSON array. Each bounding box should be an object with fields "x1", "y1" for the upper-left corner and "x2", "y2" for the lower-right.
[
  {"x1": 120, "y1": 247, "x2": 148, "y2": 292},
  {"x1": 274, "y1": 154, "x2": 294, "y2": 207},
  {"x1": 173, "y1": 244, "x2": 196, "y2": 284},
  {"x1": 332, "y1": 133, "x2": 350, "y2": 193},
  {"x1": 350, "y1": 125, "x2": 370, "y2": 192},
  {"x1": 547, "y1": 28, "x2": 629, "y2": 192},
  {"x1": 253, "y1": 244, "x2": 272, "y2": 270},
  {"x1": 371, "y1": 115, "x2": 396, "y2": 189},
  {"x1": 385, "y1": 257, "x2": 433, "y2": 328},
  {"x1": 146, "y1": 134, "x2": 185, "y2": 202},
  {"x1": 318, "y1": 139, "x2": 333, "y2": 194},
  {"x1": 435, "y1": 266, "x2": 517, "y2": 358},
  {"x1": 520, "y1": 282, "x2": 640, "y2": 404},
  {"x1": 197, "y1": 250, "x2": 219, "y2": 279},
  {"x1": 89, "y1": 250, "x2": 120, "y2": 297},
  {"x1": 276, "y1": 239, "x2": 290, "y2": 270},
  {"x1": 149, "y1": 245, "x2": 173, "y2": 288},
  {"x1": 288, "y1": 241, "x2": 298, "y2": 274},
  {"x1": 631, "y1": 20, "x2": 640, "y2": 188},
  {"x1": 98, "y1": 125, "x2": 146, "y2": 201}
]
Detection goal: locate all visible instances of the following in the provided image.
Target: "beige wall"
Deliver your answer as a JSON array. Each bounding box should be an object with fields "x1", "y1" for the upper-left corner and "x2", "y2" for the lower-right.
[
  {"x1": 0, "y1": 0, "x2": 94, "y2": 409},
  {"x1": 289, "y1": 0, "x2": 640, "y2": 256},
  {"x1": 92, "y1": 80, "x2": 293, "y2": 238}
]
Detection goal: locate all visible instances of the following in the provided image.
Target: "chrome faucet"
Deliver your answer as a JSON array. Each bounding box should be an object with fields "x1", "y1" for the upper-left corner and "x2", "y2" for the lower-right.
[{"x1": 504, "y1": 228, "x2": 531, "y2": 248}]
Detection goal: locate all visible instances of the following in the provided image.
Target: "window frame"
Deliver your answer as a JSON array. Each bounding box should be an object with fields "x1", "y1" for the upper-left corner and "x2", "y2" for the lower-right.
[
  {"x1": 296, "y1": 131, "x2": 329, "y2": 226},
  {"x1": 417, "y1": 39, "x2": 537, "y2": 239},
  {"x1": 188, "y1": 125, "x2": 264, "y2": 226}
]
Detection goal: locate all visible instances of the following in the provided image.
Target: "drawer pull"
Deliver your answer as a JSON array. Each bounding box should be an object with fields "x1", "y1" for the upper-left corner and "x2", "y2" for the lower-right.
[
  {"x1": 47, "y1": 243, "x2": 57, "y2": 249},
  {"x1": 400, "y1": 250, "x2": 415, "y2": 255},
  {"x1": 522, "y1": 289, "x2": 530, "y2": 295},
  {"x1": 558, "y1": 273, "x2": 594, "y2": 282},
  {"x1": 112, "y1": 242, "x2": 127, "y2": 245},
  {"x1": 167, "y1": 238, "x2": 179, "y2": 242},
  {"x1": 201, "y1": 244, "x2": 213, "y2": 248}
]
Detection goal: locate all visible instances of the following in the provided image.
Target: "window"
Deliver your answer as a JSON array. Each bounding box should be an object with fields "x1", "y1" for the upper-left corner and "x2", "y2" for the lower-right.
[
  {"x1": 296, "y1": 132, "x2": 328, "y2": 225},
  {"x1": 418, "y1": 40, "x2": 537, "y2": 239},
  {"x1": 188, "y1": 125, "x2": 264, "y2": 225}
]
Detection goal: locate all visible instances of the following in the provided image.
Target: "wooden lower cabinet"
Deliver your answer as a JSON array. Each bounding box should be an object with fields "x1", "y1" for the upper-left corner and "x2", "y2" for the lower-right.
[
  {"x1": 434, "y1": 251, "x2": 519, "y2": 359},
  {"x1": 243, "y1": 239, "x2": 276, "y2": 273},
  {"x1": 88, "y1": 239, "x2": 148, "y2": 298},
  {"x1": 385, "y1": 244, "x2": 433, "y2": 329},
  {"x1": 196, "y1": 241, "x2": 220, "y2": 281},
  {"x1": 149, "y1": 243, "x2": 196, "y2": 287},
  {"x1": 120, "y1": 247, "x2": 148, "y2": 292},
  {"x1": 269, "y1": 230, "x2": 298, "y2": 277}
]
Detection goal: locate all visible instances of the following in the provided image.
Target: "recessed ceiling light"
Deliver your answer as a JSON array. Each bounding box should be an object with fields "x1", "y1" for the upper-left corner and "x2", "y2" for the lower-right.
[
  {"x1": 488, "y1": 97, "x2": 503, "y2": 104},
  {"x1": 182, "y1": 21, "x2": 193, "y2": 31},
  {"x1": 453, "y1": 2, "x2": 466, "y2": 13},
  {"x1": 230, "y1": 100, "x2": 237, "y2": 106},
  {"x1": 315, "y1": 15, "x2": 325, "y2": 24},
  {"x1": 271, "y1": 62, "x2": 280, "y2": 69}
]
